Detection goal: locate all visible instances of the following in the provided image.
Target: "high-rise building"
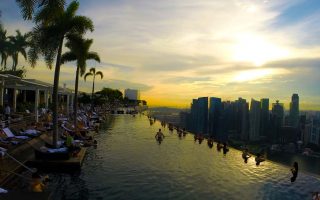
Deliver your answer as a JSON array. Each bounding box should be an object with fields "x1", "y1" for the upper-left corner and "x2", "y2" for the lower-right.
[
  {"x1": 235, "y1": 98, "x2": 249, "y2": 141},
  {"x1": 271, "y1": 100, "x2": 284, "y2": 142},
  {"x1": 124, "y1": 89, "x2": 140, "y2": 100},
  {"x1": 260, "y1": 98, "x2": 269, "y2": 138},
  {"x1": 249, "y1": 99, "x2": 261, "y2": 141},
  {"x1": 209, "y1": 97, "x2": 222, "y2": 137},
  {"x1": 197, "y1": 97, "x2": 209, "y2": 135},
  {"x1": 189, "y1": 97, "x2": 208, "y2": 134},
  {"x1": 289, "y1": 93, "x2": 299, "y2": 128},
  {"x1": 189, "y1": 99, "x2": 198, "y2": 132}
]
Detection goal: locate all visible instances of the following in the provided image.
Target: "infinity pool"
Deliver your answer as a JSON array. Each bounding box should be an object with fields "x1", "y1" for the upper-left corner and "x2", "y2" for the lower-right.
[{"x1": 46, "y1": 115, "x2": 319, "y2": 200}]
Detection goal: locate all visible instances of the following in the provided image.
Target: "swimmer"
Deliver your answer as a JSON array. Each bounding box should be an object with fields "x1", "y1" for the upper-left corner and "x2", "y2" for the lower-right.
[
  {"x1": 242, "y1": 148, "x2": 251, "y2": 163},
  {"x1": 290, "y1": 162, "x2": 298, "y2": 182},
  {"x1": 182, "y1": 128, "x2": 187, "y2": 137},
  {"x1": 255, "y1": 153, "x2": 265, "y2": 166},
  {"x1": 207, "y1": 138, "x2": 214, "y2": 148},
  {"x1": 155, "y1": 129, "x2": 165, "y2": 144},
  {"x1": 217, "y1": 141, "x2": 223, "y2": 152},
  {"x1": 222, "y1": 142, "x2": 229, "y2": 154}
]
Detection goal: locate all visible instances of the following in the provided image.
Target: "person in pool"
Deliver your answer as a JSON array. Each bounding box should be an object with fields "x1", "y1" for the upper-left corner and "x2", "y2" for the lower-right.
[
  {"x1": 217, "y1": 141, "x2": 223, "y2": 152},
  {"x1": 207, "y1": 138, "x2": 214, "y2": 148},
  {"x1": 242, "y1": 148, "x2": 251, "y2": 163},
  {"x1": 222, "y1": 142, "x2": 229, "y2": 154},
  {"x1": 255, "y1": 153, "x2": 265, "y2": 166},
  {"x1": 290, "y1": 162, "x2": 299, "y2": 182},
  {"x1": 155, "y1": 129, "x2": 165, "y2": 144}
]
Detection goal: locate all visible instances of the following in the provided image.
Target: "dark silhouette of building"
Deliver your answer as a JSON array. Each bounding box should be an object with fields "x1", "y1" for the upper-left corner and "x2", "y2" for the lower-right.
[
  {"x1": 271, "y1": 100, "x2": 284, "y2": 143},
  {"x1": 235, "y1": 98, "x2": 249, "y2": 141},
  {"x1": 289, "y1": 93, "x2": 299, "y2": 128},
  {"x1": 249, "y1": 99, "x2": 261, "y2": 141},
  {"x1": 260, "y1": 98, "x2": 269, "y2": 139},
  {"x1": 209, "y1": 97, "x2": 222, "y2": 138},
  {"x1": 189, "y1": 97, "x2": 208, "y2": 135}
]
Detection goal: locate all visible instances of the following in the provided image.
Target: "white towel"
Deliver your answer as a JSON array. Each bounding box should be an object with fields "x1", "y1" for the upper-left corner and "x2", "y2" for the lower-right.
[
  {"x1": 47, "y1": 147, "x2": 68, "y2": 153},
  {"x1": 0, "y1": 188, "x2": 8, "y2": 193}
]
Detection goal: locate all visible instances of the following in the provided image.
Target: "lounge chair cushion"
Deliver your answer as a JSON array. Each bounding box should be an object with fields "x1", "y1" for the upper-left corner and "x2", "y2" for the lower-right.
[{"x1": 2, "y1": 128, "x2": 29, "y2": 140}]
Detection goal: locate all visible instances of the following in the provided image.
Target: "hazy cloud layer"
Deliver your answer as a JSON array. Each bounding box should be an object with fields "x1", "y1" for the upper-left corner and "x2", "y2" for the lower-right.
[{"x1": 1, "y1": 0, "x2": 320, "y2": 109}]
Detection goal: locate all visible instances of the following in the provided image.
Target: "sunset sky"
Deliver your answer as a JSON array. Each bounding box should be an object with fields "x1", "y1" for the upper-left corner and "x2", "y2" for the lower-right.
[{"x1": 1, "y1": 0, "x2": 320, "y2": 109}]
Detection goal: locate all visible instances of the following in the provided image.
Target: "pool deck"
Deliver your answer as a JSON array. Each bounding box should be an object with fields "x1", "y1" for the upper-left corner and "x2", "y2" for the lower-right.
[
  {"x1": 27, "y1": 147, "x2": 87, "y2": 170},
  {"x1": 0, "y1": 191, "x2": 52, "y2": 200}
]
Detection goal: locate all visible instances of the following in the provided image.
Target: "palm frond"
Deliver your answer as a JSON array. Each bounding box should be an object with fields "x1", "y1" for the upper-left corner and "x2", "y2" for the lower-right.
[
  {"x1": 84, "y1": 72, "x2": 93, "y2": 81},
  {"x1": 96, "y1": 71, "x2": 103, "y2": 79},
  {"x1": 87, "y1": 52, "x2": 100, "y2": 63},
  {"x1": 61, "y1": 51, "x2": 76, "y2": 64}
]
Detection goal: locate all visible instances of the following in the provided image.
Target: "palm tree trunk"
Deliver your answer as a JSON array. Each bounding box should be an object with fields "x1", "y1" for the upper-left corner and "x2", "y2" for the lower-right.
[
  {"x1": 91, "y1": 75, "x2": 95, "y2": 98},
  {"x1": 91, "y1": 75, "x2": 95, "y2": 108},
  {"x1": 73, "y1": 65, "x2": 80, "y2": 133},
  {"x1": 52, "y1": 37, "x2": 64, "y2": 148}
]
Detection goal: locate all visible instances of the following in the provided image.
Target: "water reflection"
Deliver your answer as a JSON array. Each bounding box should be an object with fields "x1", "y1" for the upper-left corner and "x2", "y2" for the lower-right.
[{"x1": 47, "y1": 115, "x2": 319, "y2": 200}]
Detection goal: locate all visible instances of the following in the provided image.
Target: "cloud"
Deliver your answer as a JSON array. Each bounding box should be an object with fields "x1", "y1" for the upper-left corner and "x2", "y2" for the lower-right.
[
  {"x1": 2, "y1": 0, "x2": 320, "y2": 108},
  {"x1": 163, "y1": 76, "x2": 211, "y2": 84}
]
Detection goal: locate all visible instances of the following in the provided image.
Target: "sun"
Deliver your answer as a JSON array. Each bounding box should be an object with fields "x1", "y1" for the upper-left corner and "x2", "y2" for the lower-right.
[{"x1": 232, "y1": 33, "x2": 289, "y2": 66}]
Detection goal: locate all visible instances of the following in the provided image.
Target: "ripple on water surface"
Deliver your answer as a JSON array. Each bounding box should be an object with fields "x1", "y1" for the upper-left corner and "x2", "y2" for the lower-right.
[{"x1": 47, "y1": 115, "x2": 319, "y2": 200}]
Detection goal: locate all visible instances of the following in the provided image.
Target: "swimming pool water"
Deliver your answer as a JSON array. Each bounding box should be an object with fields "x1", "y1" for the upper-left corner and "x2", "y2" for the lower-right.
[{"x1": 47, "y1": 115, "x2": 320, "y2": 200}]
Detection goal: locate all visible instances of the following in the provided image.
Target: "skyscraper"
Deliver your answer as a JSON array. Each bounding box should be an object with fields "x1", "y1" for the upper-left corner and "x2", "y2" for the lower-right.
[
  {"x1": 289, "y1": 93, "x2": 299, "y2": 128},
  {"x1": 209, "y1": 97, "x2": 222, "y2": 137},
  {"x1": 189, "y1": 97, "x2": 208, "y2": 134},
  {"x1": 235, "y1": 98, "x2": 249, "y2": 141},
  {"x1": 197, "y1": 97, "x2": 209, "y2": 135},
  {"x1": 249, "y1": 99, "x2": 261, "y2": 141},
  {"x1": 260, "y1": 98, "x2": 269, "y2": 138},
  {"x1": 190, "y1": 99, "x2": 198, "y2": 132},
  {"x1": 271, "y1": 100, "x2": 284, "y2": 142},
  {"x1": 124, "y1": 89, "x2": 140, "y2": 100}
]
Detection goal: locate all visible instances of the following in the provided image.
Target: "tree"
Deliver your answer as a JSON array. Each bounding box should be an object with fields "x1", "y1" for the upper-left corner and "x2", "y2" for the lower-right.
[
  {"x1": 84, "y1": 67, "x2": 103, "y2": 103},
  {"x1": 8, "y1": 30, "x2": 29, "y2": 71},
  {"x1": 61, "y1": 34, "x2": 100, "y2": 131},
  {"x1": 19, "y1": 0, "x2": 93, "y2": 147},
  {"x1": 0, "y1": 26, "x2": 11, "y2": 70}
]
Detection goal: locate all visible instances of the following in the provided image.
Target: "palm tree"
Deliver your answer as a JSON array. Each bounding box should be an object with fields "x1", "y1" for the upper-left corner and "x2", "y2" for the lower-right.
[
  {"x1": 8, "y1": 30, "x2": 29, "y2": 71},
  {"x1": 61, "y1": 34, "x2": 100, "y2": 130},
  {"x1": 18, "y1": 1, "x2": 93, "y2": 147},
  {"x1": 0, "y1": 26, "x2": 11, "y2": 70},
  {"x1": 16, "y1": 0, "x2": 65, "y2": 22},
  {"x1": 84, "y1": 67, "x2": 104, "y2": 103}
]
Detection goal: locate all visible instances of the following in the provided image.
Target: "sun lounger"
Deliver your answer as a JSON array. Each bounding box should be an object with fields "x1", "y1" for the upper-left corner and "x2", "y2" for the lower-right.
[
  {"x1": 34, "y1": 147, "x2": 70, "y2": 160},
  {"x1": 20, "y1": 129, "x2": 40, "y2": 136},
  {"x1": 2, "y1": 128, "x2": 29, "y2": 140}
]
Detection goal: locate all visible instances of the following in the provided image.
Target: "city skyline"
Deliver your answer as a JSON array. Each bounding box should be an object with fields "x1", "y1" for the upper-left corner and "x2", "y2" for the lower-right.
[{"x1": 1, "y1": 0, "x2": 320, "y2": 109}]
